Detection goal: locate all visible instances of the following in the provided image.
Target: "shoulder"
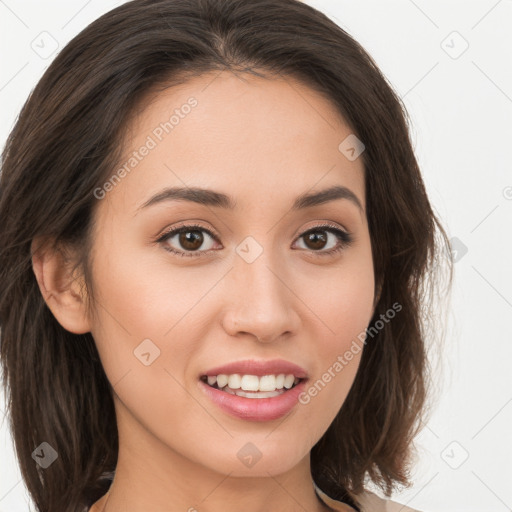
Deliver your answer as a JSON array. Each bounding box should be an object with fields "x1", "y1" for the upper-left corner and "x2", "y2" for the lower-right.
[
  {"x1": 352, "y1": 489, "x2": 423, "y2": 512},
  {"x1": 314, "y1": 482, "x2": 423, "y2": 512}
]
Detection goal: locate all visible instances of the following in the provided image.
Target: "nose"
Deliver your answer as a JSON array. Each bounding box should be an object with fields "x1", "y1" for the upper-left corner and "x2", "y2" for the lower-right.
[{"x1": 220, "y1": 249, "x2": 300, "y2": 344}]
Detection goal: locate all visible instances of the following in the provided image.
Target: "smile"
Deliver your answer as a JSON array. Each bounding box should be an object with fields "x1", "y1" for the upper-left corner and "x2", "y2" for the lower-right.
[
  {"x1": 199, "y1": 374, "x2": 308, "y2": 421},
  {"x1": 200, "y1": 373, "x2": 303, "y2": 398}
]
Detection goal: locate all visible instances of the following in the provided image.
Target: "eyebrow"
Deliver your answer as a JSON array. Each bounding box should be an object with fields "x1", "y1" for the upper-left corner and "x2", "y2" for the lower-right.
[{"x1": 137, "y1": 184, "x2": 363, "y2": 213}]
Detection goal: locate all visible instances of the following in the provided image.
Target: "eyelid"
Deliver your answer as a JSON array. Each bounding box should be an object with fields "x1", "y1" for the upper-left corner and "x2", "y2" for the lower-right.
[
  {"x1": 156, "y1": 221, "x2": 220, "y2": 243},
  {"x1": 295, "y1": 220, "x2": 350, "y2": 239}
]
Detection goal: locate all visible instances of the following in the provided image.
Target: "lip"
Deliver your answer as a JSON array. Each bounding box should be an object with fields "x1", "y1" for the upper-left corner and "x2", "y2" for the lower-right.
[
  {"x1": 199, "y1": 378, "x2": 308, "y2": 422},
  {"x1": 201, "y1": 359, "x2": 309, "y2": 379}
]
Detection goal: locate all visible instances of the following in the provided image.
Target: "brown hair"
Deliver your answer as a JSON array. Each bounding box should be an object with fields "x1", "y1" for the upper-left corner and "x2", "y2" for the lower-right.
[{"x1": 0, "y1": 0, "x2": 453, "y2": 510}]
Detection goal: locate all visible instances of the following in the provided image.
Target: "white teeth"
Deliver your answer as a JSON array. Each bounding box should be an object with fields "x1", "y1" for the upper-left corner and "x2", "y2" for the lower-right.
[
  {"x1": 284, "y1": 374, "x2": 295, "y2": 389},
  {"x1": 241, "y1": 375, "x2": 260, "y2": 391},
  {"x1": 259, "y1": 375, "x2": 276, "y2": 392},
  {"x1": 216, "y1": 374, "x2": 228, "y2": 388},
  {"x1": 227, "y1": 374, "x2": 241, "y2": 389},
  {"x1": 224, "y1": 388, "x2": 284, "y2": 399},
  {"x1": 204, "y1": 373, "x2": 301, "y2": 392}
]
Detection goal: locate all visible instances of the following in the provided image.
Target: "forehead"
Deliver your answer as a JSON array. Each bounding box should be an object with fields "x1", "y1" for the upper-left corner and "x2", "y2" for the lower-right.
[{"x1": 100, "y1": 70, "x2": 366, "y2": 216}]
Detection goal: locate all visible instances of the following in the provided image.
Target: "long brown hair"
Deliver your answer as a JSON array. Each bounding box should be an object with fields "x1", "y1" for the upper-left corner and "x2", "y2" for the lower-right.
[{"x1": 0, "y1": 0, "x2": 453, "y2": 510}]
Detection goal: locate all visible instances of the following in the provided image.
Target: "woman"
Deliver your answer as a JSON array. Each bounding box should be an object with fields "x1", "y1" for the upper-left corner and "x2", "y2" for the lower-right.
[{"x1": 0, "y1": 1, "x2": 452, "y2": 511}]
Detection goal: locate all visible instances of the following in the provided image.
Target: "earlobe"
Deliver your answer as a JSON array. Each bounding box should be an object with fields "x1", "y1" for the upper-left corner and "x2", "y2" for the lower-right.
[{"x1": 30, "y1": 237, "x2": 91, "y2": 334}]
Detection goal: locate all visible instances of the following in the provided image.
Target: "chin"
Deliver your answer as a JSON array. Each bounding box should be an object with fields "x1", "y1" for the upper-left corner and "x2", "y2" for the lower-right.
[{"x1": 198, "y1": 440, "x2": 308, "y2": 478}]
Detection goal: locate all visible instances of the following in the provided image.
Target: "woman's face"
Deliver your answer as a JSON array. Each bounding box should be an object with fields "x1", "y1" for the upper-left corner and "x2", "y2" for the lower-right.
[{"x1": 87, "y1": 70, "x2": 375, "y2": 478}]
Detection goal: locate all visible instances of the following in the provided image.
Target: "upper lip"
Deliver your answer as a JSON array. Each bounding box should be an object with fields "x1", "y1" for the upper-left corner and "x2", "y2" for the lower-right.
[{"x1": 202, "y1": 359, "x2": 308, "y2": 379}]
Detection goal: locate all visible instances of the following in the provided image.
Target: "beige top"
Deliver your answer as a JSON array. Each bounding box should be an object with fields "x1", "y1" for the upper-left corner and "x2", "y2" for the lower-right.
[{"x1": 314, "y1": 482, "x2": 421, "y2": 512}]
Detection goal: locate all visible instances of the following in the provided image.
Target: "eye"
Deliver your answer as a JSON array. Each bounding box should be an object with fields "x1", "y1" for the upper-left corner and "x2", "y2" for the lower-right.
[
  {"x1": 156, "y1": 223, "x2": 220, "y2": 258},
  {"x1": 293, "y1": 223, "x2": 354, "y2": 257},
  {"x1": 156, "y1": 222, "x2": 354, "y2": 258}
]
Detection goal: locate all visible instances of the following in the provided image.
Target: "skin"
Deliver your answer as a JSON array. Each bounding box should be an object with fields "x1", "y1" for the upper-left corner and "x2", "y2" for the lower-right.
[{"x1": 32, "y1": 70, "x2": 376, "y2": 512}]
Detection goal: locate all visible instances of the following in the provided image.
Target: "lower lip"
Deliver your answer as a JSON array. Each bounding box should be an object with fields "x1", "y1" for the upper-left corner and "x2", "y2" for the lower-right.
[{"x1": 199, "y1": 379, "x2": 307, "y2": 422}]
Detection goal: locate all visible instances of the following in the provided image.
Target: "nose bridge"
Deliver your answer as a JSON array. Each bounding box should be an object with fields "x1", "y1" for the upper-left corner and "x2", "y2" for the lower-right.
[{"x1": 222, "y1": 241, "x2": 297, "y2": 341}]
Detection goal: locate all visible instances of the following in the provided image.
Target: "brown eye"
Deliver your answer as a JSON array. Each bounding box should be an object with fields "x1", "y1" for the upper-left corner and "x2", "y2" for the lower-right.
[
  {"x1": 178, "y1": 230, "x2": 204, "y2": 251},
  {"x1": 302, "y1": 230, "x2": 329, "y2": 250},
  {"x1": 294, "y1": 224, "x2": 354, "y2": 257},
  {"x1": 157, "y1": 224, "x2": 219, "y2": 257}
]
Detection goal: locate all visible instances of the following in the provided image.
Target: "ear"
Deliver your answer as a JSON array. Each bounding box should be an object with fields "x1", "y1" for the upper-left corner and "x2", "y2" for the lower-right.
[{"x1": 31, "y1": 237, "x2": 91, "y2": 334}]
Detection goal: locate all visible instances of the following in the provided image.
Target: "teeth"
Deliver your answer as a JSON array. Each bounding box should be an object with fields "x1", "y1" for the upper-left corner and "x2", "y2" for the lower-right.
[
  {"x1": 204, "y1": 373, "x2": 300, "y2": 392},
  {"x1": 259, "y1": 375, "x2": 277, "y2": 392},
  {"x1": 241, "y1": 374, "x2": 259, "y2": 391},
  {"x1": 216, "y1": 374, "x2": 228, "y2": 388},
  {"x1": 223, "y1": 387, "x2": 284, "y2": 399},
  {"x1": 228, "y1": 374, "x2": 241, "y2": 389},
  {"x1": 283, "y1": 374, "x2": 295, "y2": 389}
]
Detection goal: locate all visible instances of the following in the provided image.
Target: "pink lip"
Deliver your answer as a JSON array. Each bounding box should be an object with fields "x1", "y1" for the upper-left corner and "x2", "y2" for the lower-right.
[
  {"x1": 199, "y1": 378, "x2": 308, "y2": 422},
  {"x1": 201, "y1": 359, "x2": 308, "y2": 378}
]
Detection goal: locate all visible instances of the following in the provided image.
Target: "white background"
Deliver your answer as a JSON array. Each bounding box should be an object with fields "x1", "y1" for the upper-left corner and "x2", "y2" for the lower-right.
[{"x1": 1, "y1": 1, "x2": 511, "y2": 511}]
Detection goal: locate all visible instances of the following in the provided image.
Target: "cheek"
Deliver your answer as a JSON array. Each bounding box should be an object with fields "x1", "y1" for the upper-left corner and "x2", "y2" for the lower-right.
[
  {"x1": 88, "y1": 235, "x2": 219, "y2": 405},
  {"x1": 89, "y1": 234, "x2": 209, "y2": 340},
  {"x1": 300, "y1": 251, "x2": 375, "y2": 346},
  {"x1": 296, "y1": 253, "x2": 374, "y2": 418},
  {"x1": 87, "y1": 243, "x2": 199, "y2": 434}
]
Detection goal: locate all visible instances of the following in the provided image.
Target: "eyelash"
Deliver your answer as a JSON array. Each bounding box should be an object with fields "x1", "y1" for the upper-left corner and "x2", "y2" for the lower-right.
[{"x1": 155, "y1": 222, "x2": 354, "y2": 259}]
